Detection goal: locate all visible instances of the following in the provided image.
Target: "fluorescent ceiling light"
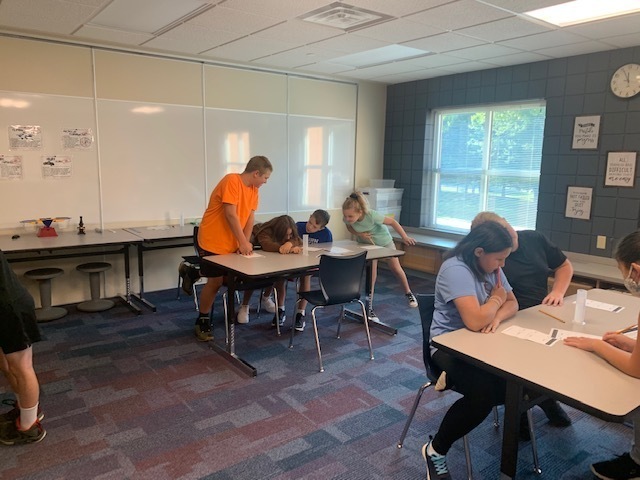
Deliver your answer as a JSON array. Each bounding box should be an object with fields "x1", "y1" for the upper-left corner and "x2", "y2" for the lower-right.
[
  {"x1": 300, "y1": 2, "x2": 392, "y2": 31},
  {"x1": 89, "y1": 0, "x2": 210, "y2": 34},
  {"x1": 525, "y1": 0, "x2": 640, "y2": 27},
  {"x1": 333, "y1": 45, "x2": 431, "y2": 68}
]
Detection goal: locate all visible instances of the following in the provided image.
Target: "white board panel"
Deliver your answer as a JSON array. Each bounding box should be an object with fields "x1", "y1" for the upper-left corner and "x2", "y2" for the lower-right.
[
  {"x1": 98, "y1": 100, "x2": 206, "y2": 224},
  {"x1": 288, "y1": 116, "x2": 355, "y2": 212},
  {"x1": 0, "y1": 91, "x2": 99, "y2": 229},
  {"x1": 205, "y1": 109, "x2": 287, "y2": 214}
]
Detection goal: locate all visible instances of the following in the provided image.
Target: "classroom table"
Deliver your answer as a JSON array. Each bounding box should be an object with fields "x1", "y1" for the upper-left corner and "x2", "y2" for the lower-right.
[
  {"x1": 203, "y1": 240, "x2": 404, "y2": 376},
  {"x1": 0, "y1": 229, "x2": 143, "y2": 313},
  {"x1": 432, "y1": 288, "x2": 640, "y2": 479},
  {"x1": 124, "y1": 225, "x2": 195, "y2": 311}
]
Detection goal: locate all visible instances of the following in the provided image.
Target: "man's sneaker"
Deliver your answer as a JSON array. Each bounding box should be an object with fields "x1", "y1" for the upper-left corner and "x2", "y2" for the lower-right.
[
  {"x1": 271, "y1": 310, "x2": 286, "y2": 327},
  {"x1": 406, "y1": 292, "x2": 418, "y2": 308},
  {"x1": 0, "y1": 419, "x2": 46, "y2": 445},
  {"x1": 236, "y1": 305, "x2": 250, "y2": 324},
  {"x1": 591, "y1": 453, "x2": 640, "y2": 480},
  {"x1": 422, "y1": 441, "x2": 451, "y2": 480},
  {"x1": 367, "y1": 310, "x2": 379, "y2": 322},
  {"x1": 262, "y1": 295, "x2": 276, "y2": 313},
  {"x1": 194, "y1": 324, "x2": 213, "y2": 341},
  {"x1": 294, "y1": 312, "x2": 306, "y2": 332},
  {"x1": 0, "y1": 400, "x2": 44, "y2": 425}
]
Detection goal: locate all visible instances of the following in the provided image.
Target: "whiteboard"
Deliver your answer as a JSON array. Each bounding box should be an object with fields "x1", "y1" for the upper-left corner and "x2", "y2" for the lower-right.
[
  {"x1": 0, "y1": 91, "x2": 100, "y2": 229},
  {"x1": 97, "y1": 100, "x2": 206, "y2": 223},
  {"x1": 205, "y1": 109, "x2": 287, "y2": 214}
]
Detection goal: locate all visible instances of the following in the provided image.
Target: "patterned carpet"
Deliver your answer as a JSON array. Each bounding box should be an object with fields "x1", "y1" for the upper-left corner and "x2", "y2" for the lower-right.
[{"x1": 0, "y1": 267, "x2": 632, "y2": 480}]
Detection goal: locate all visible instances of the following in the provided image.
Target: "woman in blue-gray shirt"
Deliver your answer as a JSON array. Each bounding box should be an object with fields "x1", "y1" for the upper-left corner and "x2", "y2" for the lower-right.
[{"x1": 423, "y1": 221, "x2": 518, "y2": 480}]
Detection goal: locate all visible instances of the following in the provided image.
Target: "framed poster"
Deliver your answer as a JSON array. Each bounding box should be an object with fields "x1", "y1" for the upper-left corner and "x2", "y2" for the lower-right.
[
  {"x1": 565, "y1": 186, "x2": 592, "y2": 220},
  {"x1": 572, "y1": 115, "x2": 600, "y2": 150},
  {"x1": 605, "y1": 151, "x2": 637, "y2": 187}
]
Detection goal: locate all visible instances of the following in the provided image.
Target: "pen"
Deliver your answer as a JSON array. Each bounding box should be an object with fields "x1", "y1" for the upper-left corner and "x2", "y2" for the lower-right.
[
  {"x1": 538, "y1": 309, "x2": 566, "y2": 323},
  {"x1": 616, "y1": 323, "x2": 638, "y2": 334}
]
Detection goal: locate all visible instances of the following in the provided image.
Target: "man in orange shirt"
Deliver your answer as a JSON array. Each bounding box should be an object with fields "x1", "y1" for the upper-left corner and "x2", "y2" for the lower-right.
[{"x1": 194, "y1": 155, "x2": 272, "y2": 341}]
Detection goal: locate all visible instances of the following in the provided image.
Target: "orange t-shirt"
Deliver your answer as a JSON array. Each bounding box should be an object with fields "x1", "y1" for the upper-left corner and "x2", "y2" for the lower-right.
[{"x1": 198, "y1": 173, "x2": 259, "y2": 254}]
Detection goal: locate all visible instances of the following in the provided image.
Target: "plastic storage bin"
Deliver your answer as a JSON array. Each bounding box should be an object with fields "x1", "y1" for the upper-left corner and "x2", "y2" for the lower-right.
[
  {"x1": 377, "y1": 206, "x2": 402, "y2": 220},
  {"x1": 370, "y1": 179, "x2": 395, "y2": 188},
  {"x1": 359, "y1": 187, "x2": 403, "y2": 210}
]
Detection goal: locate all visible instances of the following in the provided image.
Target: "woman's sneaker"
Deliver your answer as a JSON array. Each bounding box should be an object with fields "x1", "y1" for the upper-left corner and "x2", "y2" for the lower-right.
[
  {"x1": 271, "y1": 309, "x2": 286, "y2": 327},
  {"x1": 261, "y1": 295, "x2": 276, "y2": 313},
  {"x1": 422, "y1": 440, "x2": 451, "y2": 480},
  {"x1": 0, "y1": 419, "x2": 46, "y2": 445},
  {"x1": 406, "y1": 292, "x2": 418, "y2": 308},
  {"x1": 236, "y1": 305, "x2": 250, "y2": 324},
  {"x1": 294, "y1": 312, "x2": 306, "y2": 332}
]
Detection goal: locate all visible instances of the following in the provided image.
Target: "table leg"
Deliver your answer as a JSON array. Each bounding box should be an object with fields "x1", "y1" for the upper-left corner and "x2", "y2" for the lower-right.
[
  {"x1": 208, "y1": 275, "x2": 257, "y2": 377},
  {"x1": 500, "y1": 381, "x2": 523, "y2": 479},
  {"x1": 119, "y1": 243, "x2": 142, "y2": 315},
  {"x1": 130, "y1": 243, "x2": 157, "y2": 311}
]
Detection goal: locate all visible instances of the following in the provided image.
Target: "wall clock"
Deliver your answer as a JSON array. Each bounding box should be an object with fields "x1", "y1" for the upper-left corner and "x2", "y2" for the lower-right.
[{"x1": 610, "y1": 63, "x2": 640, "y2": 98}]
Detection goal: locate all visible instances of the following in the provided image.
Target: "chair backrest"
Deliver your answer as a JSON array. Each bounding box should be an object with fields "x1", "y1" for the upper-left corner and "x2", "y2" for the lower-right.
[
  {"x1": 416, "y1": 293, "x2": 442, "y2": 382},
  {"x1": 193, "y1": 225, "x2": 201, "y2": 256},
  {"x1": 318, "y1": 251, "x2": 367, "y2": 305}
]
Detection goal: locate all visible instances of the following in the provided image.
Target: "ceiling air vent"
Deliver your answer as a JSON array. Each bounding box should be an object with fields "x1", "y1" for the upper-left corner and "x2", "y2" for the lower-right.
[{"x1": 299, "y1": 2, "x2": 393, "y2": 31}]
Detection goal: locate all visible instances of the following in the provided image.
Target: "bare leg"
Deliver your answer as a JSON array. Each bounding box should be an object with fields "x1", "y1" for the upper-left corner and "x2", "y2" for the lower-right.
[
  {"x1": 297, "y1": 275, "x2": 311, "y2": 311},
  {"x1": 1, "y1": 347, "x2": 40, "y2": 430},
  {"x1": 386, "y1": 257, "x2": 412, "y2": 294},
  {"x1": 198, "y1": 276, "x2": 224, "y2": 315}
]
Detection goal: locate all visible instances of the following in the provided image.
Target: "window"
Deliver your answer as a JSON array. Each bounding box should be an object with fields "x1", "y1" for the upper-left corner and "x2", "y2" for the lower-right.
[{"x1": 429, "y1": 102, "x2": 546, "y2": 232}]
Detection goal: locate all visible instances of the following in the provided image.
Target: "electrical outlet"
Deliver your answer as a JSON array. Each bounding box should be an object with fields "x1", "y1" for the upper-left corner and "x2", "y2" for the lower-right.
[{"x1": 596, "y1": 236, "x2": 606, "y2": 249}]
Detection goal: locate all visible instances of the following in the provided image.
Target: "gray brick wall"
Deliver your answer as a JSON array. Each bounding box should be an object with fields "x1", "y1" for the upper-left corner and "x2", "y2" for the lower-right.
[{"x1": 385, "y1": 45, "x2": 640, "y2": 257}]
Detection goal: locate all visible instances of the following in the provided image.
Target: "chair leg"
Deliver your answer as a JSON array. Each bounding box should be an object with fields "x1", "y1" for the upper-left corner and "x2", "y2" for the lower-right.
[
  {"x1": 527, "y1": 409, "x2": 542, "y2": 474},
  {"x1": 289, "y1": 297, "x2": 302, "y2": 349},
  {"x1": 311, "y1": 306, "x2": 324, "y2": 372},
  {"x1": 397, "y1": 382, "x2": 432, "y2": 448},
  {"x1": 337, "y1": 305, "x2": 343, "y2": 338},
  {"x1": 222, "y1": 292, "x2": 229, "y2": 346},
  {"x1": 192, "y1": 283, "x2": 200, "y2": 311},
  {"x1": 273, "y1": 285, "x2": 280, "y2": 336},
  {"x1": 493, "y1": 405, "x2": 500, "y2": 428},
  {"x1": 358, "y1": 300, "x2": 374, "y2": 361},
  {"x1": 177, "y1": 273, "x2": 182, "y2": 299},
  {"x1": 462, "y1": 435, "x2": 473, "y2": 480}
]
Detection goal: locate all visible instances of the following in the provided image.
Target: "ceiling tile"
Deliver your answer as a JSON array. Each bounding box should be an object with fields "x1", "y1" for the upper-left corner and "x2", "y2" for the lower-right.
[
  {"x1": 186, "y1": 5, "x2": 280, "y2": 34},
  {"x1": 308, "y1": 33, "x2": 389, "y2": 55},
  {"x1": 403, "y1": 32, "x2": 485, "y2": 53},
  {"x1": 255, "y1": 19, "x2": 343, "y2": 44},
  {"x1": 498, "y1": 30, "x2": 587, "y2": 50},
  {"x1": 482, "y1": 51, "x2": 553, "y2": 67},
  {"x1": 75, "y1": 25, "x2": 155, "y2": 46},
  {"x1": 446, "y1": 43, "x2": 522, "y2": 60},
  {"x1": 535, "y1": 40, "x2": 618, "y2": 58},
  {"x1": 456, "y1": 16, "x2": 553, "y2": 43},
  {"x1": 201, "y1": 36, "x2": 296, "y2": 62},
  {"x1": 352, "y1": 18, "x2": 444, "y2": 43},
  {"x1": 0, "y1": 0, "x2": 98, "y2": 34},
  {"x1": 405, "y1": 54, "x2": 468, "y2": 68},
  {"x1": 346, "y1": 0, "x2": 452, "y2": 17},
  {"x1": 406, "y1": 0, "x2": 513, "y2": 31},
  {"x1": 479, "y1": 0, "x2": 566, "y2": 14},
  {"x1": 296, "y1": 62, "x2": 356, "y2": 75},
  {"x1": 252, "y1": 46, "x2": 335, "y2": 69},
  {"x1": 564, "y1": 13, "x2": 640, "y2": 40},
  {"x1": 144, "y1": 24, "x2": 241, "y2": 54},
  {"x1": 220, "y1": 0, "x2": 331, "y2": 20},
  {"x1": 602, "y1": 32, "x2": 640, "y2": 49}
]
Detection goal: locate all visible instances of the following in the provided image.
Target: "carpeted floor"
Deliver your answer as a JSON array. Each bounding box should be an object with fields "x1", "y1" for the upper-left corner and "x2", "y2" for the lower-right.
[{"x1": 0, "y1": 267, "x2": 632, "y2": 479}]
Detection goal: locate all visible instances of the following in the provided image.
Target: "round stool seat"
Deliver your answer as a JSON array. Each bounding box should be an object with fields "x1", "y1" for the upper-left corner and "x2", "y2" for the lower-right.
[
  {"x1": 76, "y1": 262, "x2": 114, "y2": 312},
  {"x1": 76, "y1": 262, "x2": 112, "y2": 273},
  {"x1": 24, "y1": 268, "x2": 67, "y2": 322},
  {"x1": 24, "y1": 267, "x2": 64, "y2": 281}
]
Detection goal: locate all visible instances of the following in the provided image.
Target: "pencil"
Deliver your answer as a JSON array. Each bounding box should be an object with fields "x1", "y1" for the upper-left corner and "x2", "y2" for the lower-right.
[
  {"x1": 539, "y1": 309, "x2": 566, "y2": 323},
  {"x1": 616, "y1": 323, "x2": 639, "y2": 334}
]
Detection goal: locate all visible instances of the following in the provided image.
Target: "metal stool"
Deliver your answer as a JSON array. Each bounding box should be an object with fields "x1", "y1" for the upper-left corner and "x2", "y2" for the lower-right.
[
  {"x1": 24, "y1": 268, "x2": 68, "y2": 322},
  {"x1": 76, "y1": 262, "x2": 114, "y2": 312}
]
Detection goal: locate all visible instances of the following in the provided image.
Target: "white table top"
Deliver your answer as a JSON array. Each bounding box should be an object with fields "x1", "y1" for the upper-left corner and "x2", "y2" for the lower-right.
[
  {"x1": 433, "y1": 288, "x2": 640, "y2": 420},
  {"x1": 203, "y1": 240, "x2": 403, "y2": 278},
  {"x1": 0, "y1": 229, "x2": 141, "y2": 254},
  {"x1": 124, "y1": 225, "x2": 194, "y2": 242}
]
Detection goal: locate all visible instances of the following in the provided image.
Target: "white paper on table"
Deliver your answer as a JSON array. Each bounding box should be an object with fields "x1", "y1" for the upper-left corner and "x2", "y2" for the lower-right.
[
  {"x1": 238, "y1": 252, "x2": 264, "y2": 258},
  {"x1": 147, "y1": 225, "x2": 171, "y2": 230},
  {"x1": 501, "y1": 325, "x2": 559, "y2": 346},
  {"x1": 328, "y1": 246, "x2": 351, "y2": 254},
  {"x1": 307, "y1": 246, "x2": 322, "y2": 252},
  {"x1": 548, "y1": 328, "x2": 602, "y2": 341},
  {"x1": 574, "y1": 299, "x2": 624, "y2": 313},
  {"x1": 360, "y1": 245, "x2": 383, "y2": 250}
]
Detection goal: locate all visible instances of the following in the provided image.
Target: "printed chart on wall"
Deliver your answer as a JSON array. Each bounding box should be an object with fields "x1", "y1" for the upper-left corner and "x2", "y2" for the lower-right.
[{"x1": 565, "y1": 186, "x2": 593, "y2": 220}]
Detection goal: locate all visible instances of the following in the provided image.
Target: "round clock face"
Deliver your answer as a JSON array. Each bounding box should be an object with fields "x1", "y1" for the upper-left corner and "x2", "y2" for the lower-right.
[{"x1": 610, "y1": 63, "x2": 640, "y2": 98}]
